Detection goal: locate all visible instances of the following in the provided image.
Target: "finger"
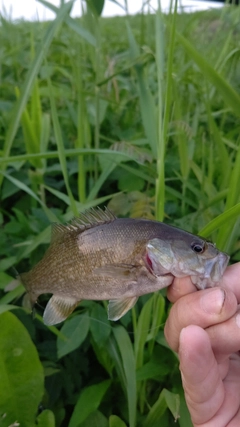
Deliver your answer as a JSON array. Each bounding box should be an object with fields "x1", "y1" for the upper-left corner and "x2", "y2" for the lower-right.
[
  {"x1": 220, "y1": 262, "x2": 240, "y2": 302},
  {"x1": 167, "y1": 262, "x2": 240, "y2": 304},
  {"x1": 167, "y1": 276, "x2": 196, "y2": 303},
  {"x1": 206, "y1": 306, "x2": 240, "y2": 361},
  {"x1": 205, "y1": 355, "x2": 240, "y2": 427},
  {"x1": 179, "y1": 325, "x2": 225, "y2": 425},
  {"x1": 165, "y1": 287, "x2": 237, "y2": 351}
]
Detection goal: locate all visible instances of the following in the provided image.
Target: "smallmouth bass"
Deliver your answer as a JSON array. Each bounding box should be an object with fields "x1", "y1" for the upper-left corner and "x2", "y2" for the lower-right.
[{"x1": 20, "y1": 207, "x2": 229, "y2": 325}]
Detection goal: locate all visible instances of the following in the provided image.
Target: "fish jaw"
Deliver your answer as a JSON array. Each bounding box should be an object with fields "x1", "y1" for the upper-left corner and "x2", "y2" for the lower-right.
[
  {"x1": 146, "y1": 238, "x2": 229, "y2": 288},
  {"x1": 191, "y1": 251, "x2": 230, "y2": 289}
]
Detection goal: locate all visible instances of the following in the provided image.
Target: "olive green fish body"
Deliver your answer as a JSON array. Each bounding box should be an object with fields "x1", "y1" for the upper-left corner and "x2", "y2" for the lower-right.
[{"x1": 21, "y1": 208, "x2": 229, "y2": 325}]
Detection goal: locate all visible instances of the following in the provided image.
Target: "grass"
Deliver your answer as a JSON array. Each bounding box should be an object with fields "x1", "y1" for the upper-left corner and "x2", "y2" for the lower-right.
[{"x1": 0, "y1": 1, "x2": 240, "y2": 426}]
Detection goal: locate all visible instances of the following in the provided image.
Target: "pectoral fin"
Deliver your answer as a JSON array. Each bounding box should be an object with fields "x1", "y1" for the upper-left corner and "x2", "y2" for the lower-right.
[
  {"x1": 43, "y1": 295, "x2": 80, "y2": 326},
  {"x1": 108, "y1": 296, "x2": 138, "y2": 321}
]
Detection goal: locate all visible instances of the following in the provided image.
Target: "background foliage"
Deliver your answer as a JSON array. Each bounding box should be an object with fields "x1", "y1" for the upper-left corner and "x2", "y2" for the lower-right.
[{"x1": 0, "y1": 0, "x2": 240, "y2": 425}]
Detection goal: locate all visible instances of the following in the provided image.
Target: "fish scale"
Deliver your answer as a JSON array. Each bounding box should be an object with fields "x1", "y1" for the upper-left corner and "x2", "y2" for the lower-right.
[{"x1": 20, "y1": 207, "x2": 229, "y2": 326}]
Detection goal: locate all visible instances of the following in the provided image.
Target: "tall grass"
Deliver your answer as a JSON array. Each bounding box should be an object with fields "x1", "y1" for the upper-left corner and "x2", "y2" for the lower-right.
[{"x1": 0, "y1": 1, "x2": 240, "y2": 426}]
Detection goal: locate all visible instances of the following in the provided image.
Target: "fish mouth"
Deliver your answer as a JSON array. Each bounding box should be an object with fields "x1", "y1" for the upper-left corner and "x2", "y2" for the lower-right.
[
  {"x1": 208, "y1": 252, "x2": 230, "y2": 281},
  {"x1": 191, "y1": 251, "x2": 230, "y2": 289}
]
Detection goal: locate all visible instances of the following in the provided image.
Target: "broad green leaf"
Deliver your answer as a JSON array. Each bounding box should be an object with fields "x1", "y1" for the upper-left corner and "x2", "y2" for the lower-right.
[
  {"x1": 109, "y1": 415, "x2": 127, "y2": 427},
  {"x1": 57, "y1": 313, "x2": 90, "y2": 358},
  {"x1": 79, "y1": 410, "x2": 108, "y2": 427},
  {"x1": 136, "y1": 361, "x2": 167, "y2": 381},
  {"x1": 69, "y1": 380, "x2": 111, "y2": 427},
  {"x1": 0, "y1": 312, "x2": 44, "y2": 427},
  {"x1": 36, "y1": 410, "x2": 56, "y2": 427},
  {"x1": 143, "y1": 388, "x2": 180, "y2": 426},
  {"x1": 90, "y1": 303, "x2": 111, "y2": 346},
  {"x1": 87, "y1": 0, "x2": 105, "y2": 16},
  {"x1": 91, "y1": 337, "x2": 114, "y2": 376}
]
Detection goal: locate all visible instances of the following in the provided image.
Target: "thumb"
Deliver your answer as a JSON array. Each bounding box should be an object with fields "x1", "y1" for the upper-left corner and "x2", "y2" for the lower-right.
[{"x1": 179, "y1": 325, "x2": 224, "y2": 425}]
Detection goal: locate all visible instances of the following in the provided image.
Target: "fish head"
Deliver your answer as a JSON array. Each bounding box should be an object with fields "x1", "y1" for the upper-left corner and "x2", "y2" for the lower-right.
[{"x1": 145, "y1": 236, "x2": 229, "y2": 289}]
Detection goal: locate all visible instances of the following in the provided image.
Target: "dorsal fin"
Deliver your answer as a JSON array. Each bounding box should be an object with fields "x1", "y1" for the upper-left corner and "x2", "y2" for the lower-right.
[{"x1": 51, "y1": 207, "x2": 116, "y2": 243}]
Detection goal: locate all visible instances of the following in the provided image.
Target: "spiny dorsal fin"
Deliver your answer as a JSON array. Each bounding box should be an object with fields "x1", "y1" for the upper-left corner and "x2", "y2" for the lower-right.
[{"x1": 51, "y1": 207, "x2": 116, "y2": 243}]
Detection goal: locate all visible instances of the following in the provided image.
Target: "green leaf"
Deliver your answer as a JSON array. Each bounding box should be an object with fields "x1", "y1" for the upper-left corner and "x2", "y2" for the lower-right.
[
  {"x1": 36, "y1": 409, "x2": 56, "y2": 427},
  {"x1": 177, "y1": 31, "x2": 240, "y2": 116},
  {"x1": 87, "y1": 0, "x2": 105, "y2": 16},
  {"x1": 0, "y1": 284, "x2": 25, "y2": 305},
  {"x1": 199, "y1": 202, "x2": 240, "y2": 239},
  {"x1": 109, "y1": 415, "x2": 127, "y2": 427},
  {"x1": 79, "y1": 410, "x2": 108, "y2": 427},
  {"x1": 113, "y1": 326, "x2": 137, "y2": 427},
  {"x1": 0, "y1": 0, "x2": 74, "y2": 186},
  {"x1": 143, "y1": 388, "x2": 180, "y2": 426},
  {"x1": 126, "y1": 23, "x2": 158, "y2": 158},
  {"x1": 0, "y1": 172, "x2": 58, "y2": 223},
  {"x1": 0, "y1": 272, "x2": 16, "y2": 289},
  {"x1": 37, "y1": 0, "x2": 96, "y2": 46},
  {"x1": 0, "y1": 304, "x2": 20, "y2": 315},
  {"x1": 134, "y1": 296, "x2": 153, "y2": 369},
  {"x1": 57, "y1": 313, "x2": 90, "y2": 358},
  {"x1": 136, "y1": 361, "x2": 167, "y2": 381},
  {"x1": 0, "y1": 256, "x2": 17, "y2": 272},
  {"x1": 90, "y1": 303, "x2": 111, "y2": 346},
  {"x1": 47, "y1": 76, "x2": 78, "y2": 216},
  {"x1": 69, "y1": 380, "x2": 111, "y2": 427},
  {"x1": 0, "y1": 312, "x2": 44, "y2": 427}
]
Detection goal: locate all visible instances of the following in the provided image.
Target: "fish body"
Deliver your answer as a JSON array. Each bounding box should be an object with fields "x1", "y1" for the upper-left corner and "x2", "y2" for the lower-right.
[{"x1": 20, "y1": 208, "x2": 229, "y2": 325}]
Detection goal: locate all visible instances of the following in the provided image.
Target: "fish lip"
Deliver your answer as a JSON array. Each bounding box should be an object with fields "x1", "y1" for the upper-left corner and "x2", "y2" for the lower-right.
[
  {"x1": 210, "y1": 251, "x2": 229, "y2": 281},
  {"x1": 192, "y1": 251, "x2": 230, "y2": 288}
]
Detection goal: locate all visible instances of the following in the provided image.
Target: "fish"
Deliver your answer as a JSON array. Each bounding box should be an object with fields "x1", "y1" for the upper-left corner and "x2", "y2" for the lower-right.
[{"x1": 20, "y1": 207, "x2": 229, "y2": 326}]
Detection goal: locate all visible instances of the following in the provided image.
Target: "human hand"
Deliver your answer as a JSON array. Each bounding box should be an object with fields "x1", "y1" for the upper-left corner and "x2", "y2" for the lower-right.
[{"x1": 164, "y1": 263, "x2": 240, "y2": 426}]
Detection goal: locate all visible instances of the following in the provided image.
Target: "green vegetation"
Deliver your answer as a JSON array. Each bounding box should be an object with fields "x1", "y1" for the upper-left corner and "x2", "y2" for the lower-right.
[{"x1": 1, "y1": 0, "x2": 240, "y2": 425}]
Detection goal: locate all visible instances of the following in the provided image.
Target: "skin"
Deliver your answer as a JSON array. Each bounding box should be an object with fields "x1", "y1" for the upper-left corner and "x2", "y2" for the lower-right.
[{"x1": 164, "y1": 263, "x2": 240, "y2": 427}]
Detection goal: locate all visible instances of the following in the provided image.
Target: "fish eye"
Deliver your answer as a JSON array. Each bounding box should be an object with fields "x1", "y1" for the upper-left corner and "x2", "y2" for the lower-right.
[{"x1": 191, "y1": 242, "x2": 205, "y2": 254}]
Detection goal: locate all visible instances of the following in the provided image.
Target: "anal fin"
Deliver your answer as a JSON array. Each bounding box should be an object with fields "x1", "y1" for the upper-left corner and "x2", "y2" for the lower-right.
[
  {"x1": 43, "y1": 295, "x2": 80, "y2": 326},
  {"x1": 108, "y1": 296, "x2": 138, "y2": 321}
]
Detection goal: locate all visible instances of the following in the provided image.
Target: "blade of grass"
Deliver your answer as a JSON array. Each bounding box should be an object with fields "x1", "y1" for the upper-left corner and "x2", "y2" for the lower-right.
[
  {"x1": 75, "y1": 47, "x2": 87, "y2": 203},
  {"x1": 47, "y1": 76, "x2": 78, "y2": 216},
  {"x1": 0, "y1": 172, "x2": 58, "y2": 222},
  {"x1": 177, "y1": 31, "x2": 240, "y2": 115},
  {"x1": 0, "y1": 0, "x2": 74, "y2": 187},
  {"x1": 113, "y1": 326, "x2": 136, "y2": 427},
  {"x1": 0, "y1": 148, "x2": 140, "y2": 165},
  {"x1": 216, "y1": 142, "x2": 240, "y2": 249},
  {"x1": 126, "y1": 22, "x2": 158, "y2": 159},
  {"x1": 199, "y1": 202, "x2": 240, "y2": 239},
  {"x1": 155, "y1": 0, "x2": 178, "y2": 221},
  {"x1": 37, "y1": 0, "x2": 96, "y2": 46}
]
